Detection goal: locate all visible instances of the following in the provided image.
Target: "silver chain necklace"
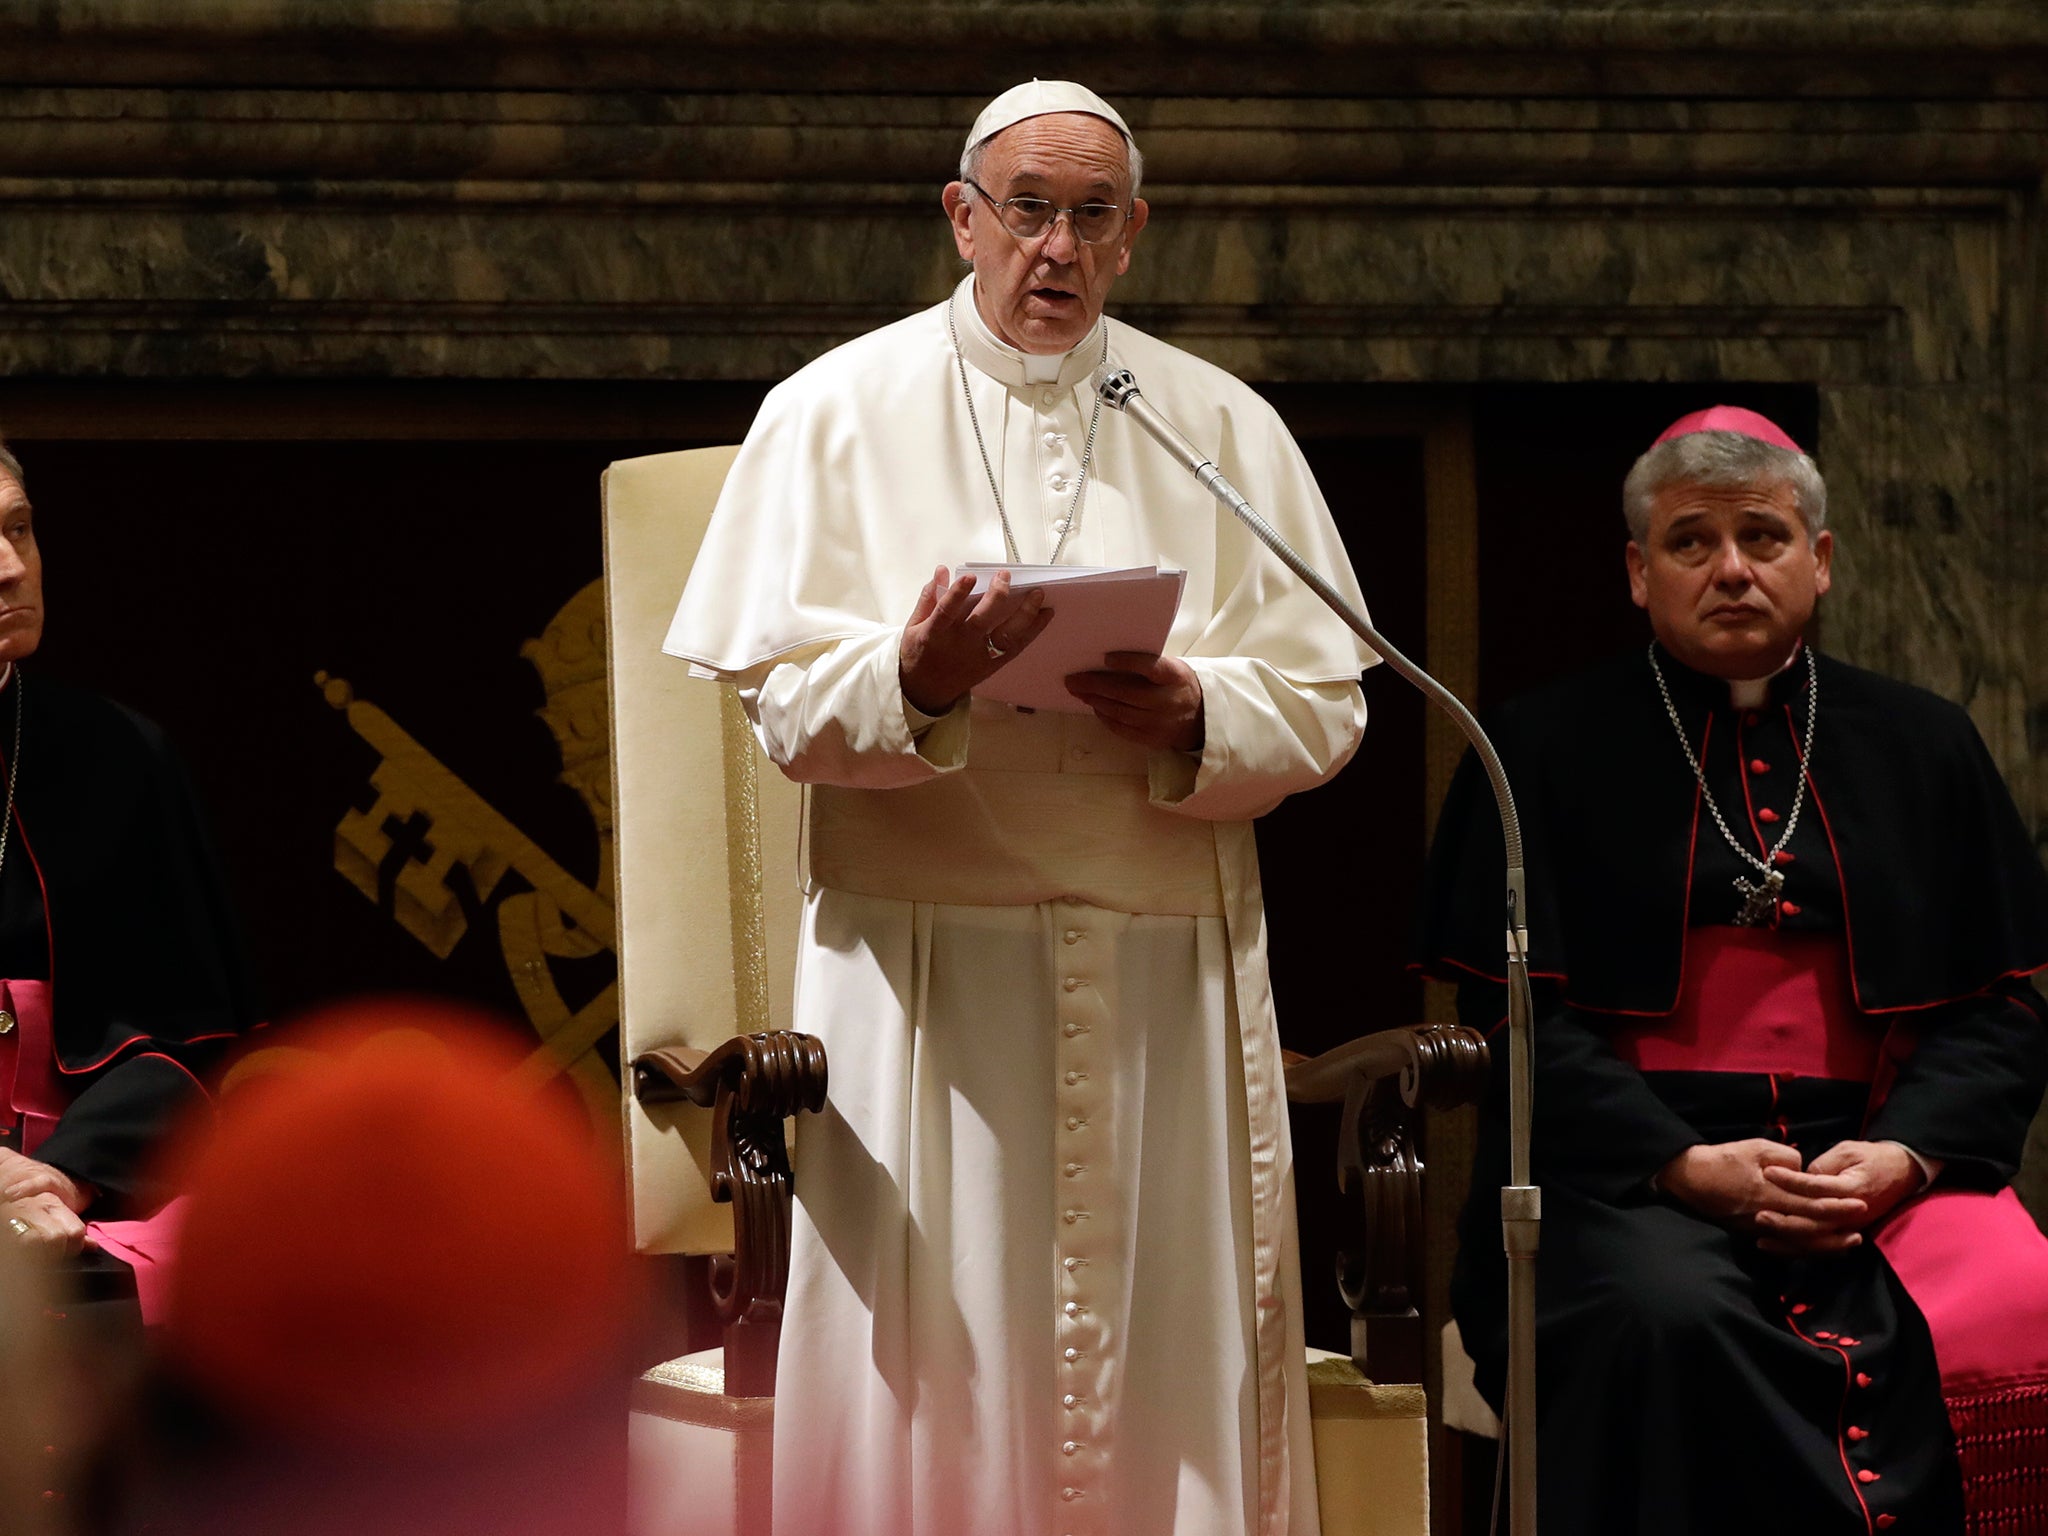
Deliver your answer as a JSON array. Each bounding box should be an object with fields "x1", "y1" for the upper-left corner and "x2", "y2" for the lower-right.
[
  {"x1": 1647, "y1": 643, "x2": 1818, "y2": 926},
  {"x1": 947, "y1": 291, "x2": 1107, "y2": 566}
]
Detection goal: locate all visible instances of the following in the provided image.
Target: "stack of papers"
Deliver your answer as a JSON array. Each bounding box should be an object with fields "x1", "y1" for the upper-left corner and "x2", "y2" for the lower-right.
[{"x1": 961, "y1": 564, "x2": 1186, "y2": 714}]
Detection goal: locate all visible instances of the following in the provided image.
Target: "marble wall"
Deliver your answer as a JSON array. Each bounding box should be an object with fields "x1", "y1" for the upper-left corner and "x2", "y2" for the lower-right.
[{"x1": 3, "y1": 0, "x2": 2046, "y2": 1510}]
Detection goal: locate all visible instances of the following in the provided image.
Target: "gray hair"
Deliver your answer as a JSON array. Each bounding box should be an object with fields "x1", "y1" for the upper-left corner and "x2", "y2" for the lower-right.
[
  {"x1": 1622, "y1": 430, "x2": 1826, "y2": 543},
  {"x1": 0, "y1": 437, "x2": 21, "y2": 496},
  {"x1": 959, "y1": 124, "x2": 1145, "y2": 201}
]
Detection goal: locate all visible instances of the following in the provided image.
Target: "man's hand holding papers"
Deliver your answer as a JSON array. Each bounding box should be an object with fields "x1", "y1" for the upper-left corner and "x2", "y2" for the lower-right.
[
  {"x1": 1065, "y1": 651, "x2": 1204, "y2": 752},
  {"x1": 898, "y1": 566, "x2": 1054, "y2": 715},
  {"x1": 959, "y1": 564, "x2": 1188, "y2": 726},
  {"x1": 901, "y1": 563, "x2": 1198, "y2": 744}
]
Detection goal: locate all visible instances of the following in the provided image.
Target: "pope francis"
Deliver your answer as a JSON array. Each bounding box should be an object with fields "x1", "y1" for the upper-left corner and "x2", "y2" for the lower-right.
[{"x1": 664, "y1": 80, "x2": 1377, "y2": 1536}]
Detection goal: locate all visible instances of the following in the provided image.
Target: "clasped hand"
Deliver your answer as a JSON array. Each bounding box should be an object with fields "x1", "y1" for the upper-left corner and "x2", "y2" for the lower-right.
[
  {"x1": 1657, "y1": 1138, "x2": 1923, "y2": 1256},
  {"x1": 1, "y1": 1148, "x2": 91, "y2": 1257},
  {"x1": 3, "y1": 1190, "x2": 86, "y2": 1257},
  {"x1": 898, "y1": 568, "x2": 1204, "y2": 752},
  {"x1": 0, "y1": 1146, "x2": 88, "y2": 1212}
]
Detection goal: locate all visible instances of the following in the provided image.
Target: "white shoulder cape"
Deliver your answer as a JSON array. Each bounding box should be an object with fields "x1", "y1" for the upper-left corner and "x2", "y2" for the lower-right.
[{"x1": 664, "y1": 279, "x2": 1377, "y2": 687}]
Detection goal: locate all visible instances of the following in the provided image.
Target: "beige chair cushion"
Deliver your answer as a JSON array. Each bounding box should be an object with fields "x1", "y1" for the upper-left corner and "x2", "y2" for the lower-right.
[
  {"x1": 629, "y1": 1350, "x2": 773, "y2": 1536},
  {"x1": 1305, "y1": 1346, "x2": 1430, "y2": 1536},
  {"x1": 603, "y1": 447, "x2": 806, "y2": 1255}
]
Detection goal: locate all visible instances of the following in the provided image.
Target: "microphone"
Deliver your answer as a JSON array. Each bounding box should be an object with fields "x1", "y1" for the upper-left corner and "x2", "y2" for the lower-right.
[
  {"x1": 1094, "y1": 359, "x2": 1544, "y2": 1536},
  {"x1": 1091, "y1": 363, "x2": 1488, "y2": 763},
  {"x1": 1091, "y1": 361, "x2": 1529, "y2": 959},
  {"x1": 1092, "y1": 367, "x2": 1262, "y2": 523}
]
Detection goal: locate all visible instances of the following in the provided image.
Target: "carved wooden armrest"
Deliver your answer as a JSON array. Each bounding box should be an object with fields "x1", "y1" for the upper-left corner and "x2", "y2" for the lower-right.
[
  {"x1": 631, "y1": 1032, "x2": 829, "y2": 1396},
  {"x1": 1283, "y1": 1021, "x2": 1489, "y2": 1107},
  {"x1": 1285, "y1": 1023, "x2": 1489, "y2": 1381}
]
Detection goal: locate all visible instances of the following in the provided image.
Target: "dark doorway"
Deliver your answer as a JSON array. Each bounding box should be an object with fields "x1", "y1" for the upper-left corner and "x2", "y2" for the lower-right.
[{"x1": 1249, "y1": 400, "x2": 1435, "y2": 1364}]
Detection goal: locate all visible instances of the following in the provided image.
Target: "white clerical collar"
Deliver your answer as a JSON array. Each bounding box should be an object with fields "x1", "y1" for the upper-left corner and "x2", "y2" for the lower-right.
[
  {"x1": 952, "y1": 274, "x2": 1107, "y2": 392},
  {"x1": 1726, "y1": 643, "x2": 1802, "y2": 710}
]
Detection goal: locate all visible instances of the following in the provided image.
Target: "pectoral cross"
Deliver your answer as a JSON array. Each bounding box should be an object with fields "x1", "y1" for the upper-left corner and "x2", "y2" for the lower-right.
[{"x1": 1733, "y1": 868, "x2": 1785, "y2": 926}]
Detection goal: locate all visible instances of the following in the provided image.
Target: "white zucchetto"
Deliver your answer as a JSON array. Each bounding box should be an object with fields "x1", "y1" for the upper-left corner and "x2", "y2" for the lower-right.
[{"x1": 963, "y1": 79, "x2": 1135, "y2": 158}]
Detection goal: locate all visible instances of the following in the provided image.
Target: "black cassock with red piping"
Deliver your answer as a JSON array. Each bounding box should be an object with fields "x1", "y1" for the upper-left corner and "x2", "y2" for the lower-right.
[
  {"x1": 0, "y1": 672, "x2": 261, "y2": 1215},
  {"x1": 1422, "y1": 644, "x2": 2048, "y2": 1534}
]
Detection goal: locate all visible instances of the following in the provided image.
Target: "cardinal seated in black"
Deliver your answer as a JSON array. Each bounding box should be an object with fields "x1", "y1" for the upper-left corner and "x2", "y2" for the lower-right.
[
  {"x1": 1423, "y1": 407, "x2": 2048, "y2": 1535},
  {"x1": 0, "y1": 437, "x2": 260, "y2": 1262}
]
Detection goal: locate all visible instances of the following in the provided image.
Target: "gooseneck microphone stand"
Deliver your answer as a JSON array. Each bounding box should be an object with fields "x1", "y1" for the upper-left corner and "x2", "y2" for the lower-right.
[{"x1": 1095, "y1": 365, "x2": 1541, "y2": 1536}]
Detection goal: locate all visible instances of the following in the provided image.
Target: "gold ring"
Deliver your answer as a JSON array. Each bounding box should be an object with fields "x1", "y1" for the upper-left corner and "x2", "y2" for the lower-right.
[
  {"x1": 985, "y1": 637, "x2": 1006, "y2": 661},
  {"x1": 5, "y1": 1216, "x2": 30, "y2": 1238}
]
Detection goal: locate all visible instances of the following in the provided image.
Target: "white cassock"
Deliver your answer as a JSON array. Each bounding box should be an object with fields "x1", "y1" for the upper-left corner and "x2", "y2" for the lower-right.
[{"x1": 665, "y1": 273, "x2": 1377, "y2": 1536}]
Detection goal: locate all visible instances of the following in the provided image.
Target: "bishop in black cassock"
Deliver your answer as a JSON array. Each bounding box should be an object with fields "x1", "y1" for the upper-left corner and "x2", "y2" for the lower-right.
[
  {"x1": 0, "y1": 444, "x2": 259, "y2": 1260},
  {"x1": 1422, "y1": 407, "x2": 2048, "y2": 1534}
]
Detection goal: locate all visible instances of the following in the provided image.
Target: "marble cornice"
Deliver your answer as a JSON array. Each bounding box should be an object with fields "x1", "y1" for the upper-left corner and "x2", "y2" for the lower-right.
[
  {"x1": 0, "y1": 297, "x2": 1902, "y2": 340},
  {"x1": 0, "y1": 10, "x2": 2031, "y2": 394},
  {"x1": 7, "y1": 91, "x2": 2048, "y2": 191},
  {"x1": 0, "y1": 177, "x2": 2018, "y2": 217},
  {"x1": 0, "y1": 174, "x2": 1992, "y2": 383},
  {"x1": 6, "y1": 1, "x2": 2048, "y2": 50},
  {"x1": 3, "y1": 3, "x2": 2048, "y2": 94},
  {"x1": 0, "y1": 296, "x2": 1909, "y2": 387}
]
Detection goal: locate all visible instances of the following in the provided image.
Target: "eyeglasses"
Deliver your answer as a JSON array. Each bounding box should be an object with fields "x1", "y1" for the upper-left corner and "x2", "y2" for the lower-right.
[{"x1": 964, "y1": 179, "x2": 1130, "y2": 246}]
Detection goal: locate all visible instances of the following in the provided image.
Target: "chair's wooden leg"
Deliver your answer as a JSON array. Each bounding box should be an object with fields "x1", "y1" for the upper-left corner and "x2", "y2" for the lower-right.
[{"x1": 735, "y1": 1415, "x2": 775, "y2": 1536}]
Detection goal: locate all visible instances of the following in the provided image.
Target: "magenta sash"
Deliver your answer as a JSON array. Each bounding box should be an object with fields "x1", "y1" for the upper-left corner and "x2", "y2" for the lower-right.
[
  {"x1": 1876, "y1": 1188, "x2": 2048, "y2": 1385},
  {"x1": 86, "y1": 1198, "x2": 187, "y2": 1325},
  {"x1": 0, "y1": 977, "x2": 60, "y2": 1154},
  {"x1": 1, "y1": 977, "x2": 188, "y2": 1325},
  {"x1": 1609, "y1": 927, "x2": 1882, "y2": 1081}
]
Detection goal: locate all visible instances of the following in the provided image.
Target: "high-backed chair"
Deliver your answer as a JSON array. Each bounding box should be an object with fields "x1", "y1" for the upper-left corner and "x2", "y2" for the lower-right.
[
  {"x1": 606, "y1": 446, "x2": 1487, "y2": 1536},
  {"x1": 605, "y1": 446, "x2": 825, "y2": 1536}
]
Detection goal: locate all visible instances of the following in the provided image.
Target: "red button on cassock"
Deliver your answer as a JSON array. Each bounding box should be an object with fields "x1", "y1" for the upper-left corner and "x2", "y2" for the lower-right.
[
  {"x1": 1750, "y1": 759, "x2": 1771, "y2": 775},
  {"x1": 1780, "y1": 900, "x2": 1801, "y2": 917},
  {"x1": 1856, "y1": 1372, "x2": 1874, "y2": 1389},
  {"x1": 1847, "y1": 1426, "x2": 1869, "y2": 1442},
  {"x1": 1773, "y1": 850, "x2": 1796, "y2": 865},
  {"x1": 1757, "y1": 807, "x2": 1782, "y2": 824},
  {"x1": 1790, "y1": 1303, "x2": 1810, "y2": 1315},
  {"x1": 1876, "y1": 1517, "x2": 1897, "y2": 1530},
  {"x1": 1857, "y1": 1470, "x2": 1881, "y2": 1485}
]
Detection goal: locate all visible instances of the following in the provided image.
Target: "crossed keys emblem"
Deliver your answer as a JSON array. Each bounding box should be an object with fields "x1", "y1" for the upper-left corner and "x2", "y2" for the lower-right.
[{"x1": 315, "y1": 580, "x2": 621, "y2": 1133}]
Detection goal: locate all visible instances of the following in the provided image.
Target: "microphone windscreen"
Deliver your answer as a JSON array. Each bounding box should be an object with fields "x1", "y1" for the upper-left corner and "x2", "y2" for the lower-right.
[{"x1": 1093, "y1": 364, "x2": 1139, "y2": 407}]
